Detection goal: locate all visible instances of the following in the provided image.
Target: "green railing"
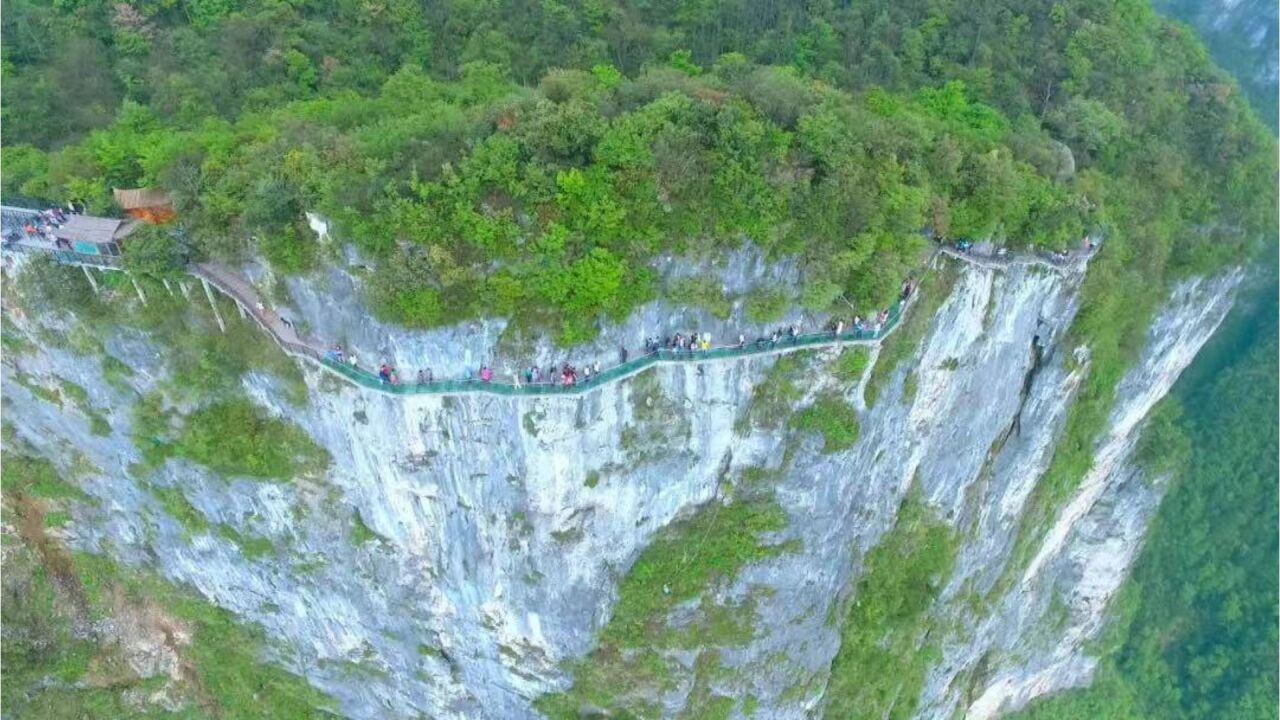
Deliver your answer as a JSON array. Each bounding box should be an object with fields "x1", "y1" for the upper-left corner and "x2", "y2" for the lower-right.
[
  {"x1": 4, "y1": 240, "x2": 125, "y2": 269},
  {"x1": 317, "y1": 299, "x2": 906, "y2": 396}
]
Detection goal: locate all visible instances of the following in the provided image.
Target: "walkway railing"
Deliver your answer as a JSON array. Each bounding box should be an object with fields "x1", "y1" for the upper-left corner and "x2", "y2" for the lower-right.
[
  {"x1": 937, "y1": 244, "x2": 1091, "y2": 273},
  {"x1": 6, "y1": 244, "x2": 125, "y2": 269},
  {"x1": 189, "y1": 263, "x2": 321, "y2": 360},
  {"x1": 0, "y1": 235, "x2": 919, "y2": 398},
  {"x1": 315, "y1": 301, "x2": 905, "y2": 396}
]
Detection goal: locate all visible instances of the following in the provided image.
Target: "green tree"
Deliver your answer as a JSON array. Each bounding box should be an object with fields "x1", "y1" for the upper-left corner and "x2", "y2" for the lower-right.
[{"x1": 122, "y1": 225, "x2": 187, "y2": 277}]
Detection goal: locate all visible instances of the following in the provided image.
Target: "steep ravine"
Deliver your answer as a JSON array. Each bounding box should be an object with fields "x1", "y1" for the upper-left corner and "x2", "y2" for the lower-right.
[{"x1": 1, "y1": 255, "x2": 1239, "y2": 719}]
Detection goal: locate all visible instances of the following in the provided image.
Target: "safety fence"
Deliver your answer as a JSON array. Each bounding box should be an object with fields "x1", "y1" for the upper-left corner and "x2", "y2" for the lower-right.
[
  {"x1": 315, "y1": 300, "x2": 905, "y2": 396},
  {"x1": 1, "y1": 200, "x2": 933, "y2": 397},
  {"x1": 8, "y1": 244, "x2": 125, "y2": 268}
]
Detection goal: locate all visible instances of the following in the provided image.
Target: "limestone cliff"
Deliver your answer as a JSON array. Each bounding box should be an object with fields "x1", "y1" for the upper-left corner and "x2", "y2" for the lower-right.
[{"x1": 0, "y1": 250, "x2": 1240, "y2": 719}]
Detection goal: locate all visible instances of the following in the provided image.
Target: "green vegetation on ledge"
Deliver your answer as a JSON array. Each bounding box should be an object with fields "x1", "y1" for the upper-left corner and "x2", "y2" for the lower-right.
[
  {"x1": 174, "y1": 397, "x2": 329, "y2": 480},
  {"x1": 737, "y1": 352, "x2": 815, "y2": 432},
  {"x1": 823, "y1": 491, "x2": 958, "y2": 720},
  {"x1": 832, "y1": 347, "x2": 872, "y2": 385},
  {"x1": 536, "y1": 490, "x2": 791, "y2": 719},
  {"x1": 1, "y1": 439, "x2": 89, "y2": 502},
  {"x1": 792, "y1": 393, "x2": 861, "y2": 453},
  {"x1": 135, "y1": 392, "x2": 329, "y2": 481},
  {"x1": 1, "y1": 443, "x2": 334, "y2": 718},
  {"x1": 7, "y1": 261, "x2": 329, "y2": 484}
]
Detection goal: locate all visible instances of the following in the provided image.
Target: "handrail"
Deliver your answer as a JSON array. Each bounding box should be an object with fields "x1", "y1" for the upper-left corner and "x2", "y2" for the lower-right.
[
  {"x1": 3, "y1": 243, "x2": 125, "y2": 269},
  {"x1": 312, "y1": 301, "x2": 906, "y2": 396},
  {"x1": 188, "y1": 263, "x2": 322, "y2": 360},
  {"x1": 180, "y1": 252, "x2": 916, "y2": 397},
  {"x1": 937, "y1": 245, "x2": 1090, "y2": 273}
]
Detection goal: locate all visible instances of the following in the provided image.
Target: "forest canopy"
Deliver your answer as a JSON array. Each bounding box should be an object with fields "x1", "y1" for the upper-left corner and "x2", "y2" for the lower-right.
[{"x1": 2, "y1": 0, "x2": 1274, "y2": 341}]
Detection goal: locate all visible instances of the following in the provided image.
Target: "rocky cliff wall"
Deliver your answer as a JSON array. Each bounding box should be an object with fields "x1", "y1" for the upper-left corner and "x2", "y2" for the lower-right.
[{"x1": 0, "y1": 253, "x2": 1239, "y2": 719}]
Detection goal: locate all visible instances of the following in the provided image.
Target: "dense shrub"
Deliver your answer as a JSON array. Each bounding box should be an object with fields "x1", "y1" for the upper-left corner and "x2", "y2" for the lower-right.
[{"x1": 173, "y1": 397, "x2": 328, "y2": 480}]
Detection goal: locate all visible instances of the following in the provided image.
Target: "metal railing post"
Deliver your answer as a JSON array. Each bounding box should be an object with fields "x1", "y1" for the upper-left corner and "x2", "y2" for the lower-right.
[
  {"x1": 81, "y1": 265, "x2": 99, "y2": 294},
  {"x1": 129, "y1": 273, "x2": 147, "y2": 305},
  {"x1": 200, "y1": 277, "x2": 227, "y2": 333}
]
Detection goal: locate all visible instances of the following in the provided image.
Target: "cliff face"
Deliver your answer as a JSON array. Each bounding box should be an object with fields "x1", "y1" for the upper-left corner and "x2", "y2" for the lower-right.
[{"x1": 1, "y1": 252, "x2": 1239, "y2": 719}]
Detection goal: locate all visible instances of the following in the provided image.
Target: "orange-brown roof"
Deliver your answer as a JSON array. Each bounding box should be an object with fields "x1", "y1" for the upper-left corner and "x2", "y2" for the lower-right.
[{"x1": 113, "y1": 187, "x2": 172, "y2": 210}]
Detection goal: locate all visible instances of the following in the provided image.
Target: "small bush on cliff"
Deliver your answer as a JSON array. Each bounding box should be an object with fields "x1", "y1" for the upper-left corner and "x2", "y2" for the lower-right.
[
  {"x1": 1, "y1": 445, "x2": 86, "y2": 501},
  {"x1": 833, "y1": 347, "x2": 872, "y2": 384},
  {"x1": 668, "y1": 277, "x2": 733, "y2": 320},
  {"x1": 737, "y1": 352, "x2": 812, "y2": 432},
  {"x1": 823, "y1": 493, "x2": 957, "y2": 720},
  {"x1": 792, "y1": 393, "x2": 860, "y2": 453},
  {"x1": 173, "y1": 397, "x2": 329, "y2": 480},
  {"x1": 149, "y1": 484, "x2": 209, "y2": 535},
  {"x1": 744, "y1": 287, "x2": 790, "y2": 324}
]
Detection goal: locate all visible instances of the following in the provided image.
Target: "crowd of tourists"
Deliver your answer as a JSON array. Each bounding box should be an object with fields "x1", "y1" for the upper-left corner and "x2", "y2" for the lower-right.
[
  {"x1": 2, "y1": 205, "x2": 77, "y2": 247},
  {"x1": 315, "y1": 277, "x2": 915, "y2": 391},
  {"x1": 950, "y1": 236, "x2": 1098, "y2": 265}
]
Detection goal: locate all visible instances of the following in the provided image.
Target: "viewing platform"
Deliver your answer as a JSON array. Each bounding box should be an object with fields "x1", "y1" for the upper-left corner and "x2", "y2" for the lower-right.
[{"x1": 2, "y1": 205, "x2": 135, "y2": 268}]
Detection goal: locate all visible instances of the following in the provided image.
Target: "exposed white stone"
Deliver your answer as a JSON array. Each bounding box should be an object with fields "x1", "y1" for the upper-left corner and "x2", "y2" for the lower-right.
[{"x1": 0, "y1": 255, "x2": 1240, "y2": 720}]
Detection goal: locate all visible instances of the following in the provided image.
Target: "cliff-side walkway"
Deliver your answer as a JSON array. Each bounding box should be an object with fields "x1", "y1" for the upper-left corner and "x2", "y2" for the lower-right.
[
  {"x1": 5, "y1": 213, "x2": 1093, "y2": 397},
  {"x1": 187, "y1": 243, "x2": 1090, "y2": 397},
  {"x1": 198, "y1": 261, "x2": 915, "y2": 397}
]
